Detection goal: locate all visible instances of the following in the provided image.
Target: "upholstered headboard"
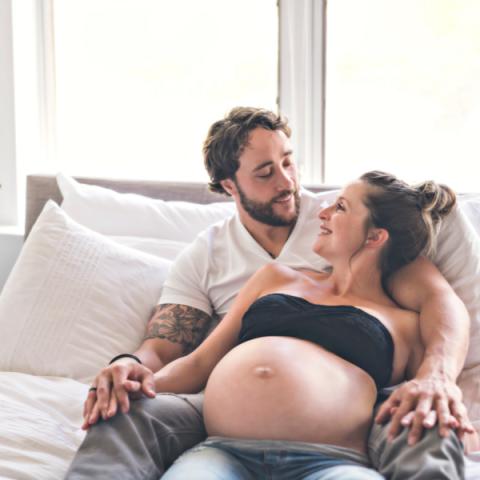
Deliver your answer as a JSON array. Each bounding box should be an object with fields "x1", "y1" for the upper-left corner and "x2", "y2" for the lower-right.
[{"x1": 25, "y1": 175, "x2": 335, "y2": 238}]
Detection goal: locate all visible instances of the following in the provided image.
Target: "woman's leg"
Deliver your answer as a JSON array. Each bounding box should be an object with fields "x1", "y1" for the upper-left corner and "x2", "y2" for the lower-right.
[
  {"x1": 302, "y1": 464, "x2": 384, "y2": 480},
  {"x1": 162, "y1": 443, "x2": 254, "y2": 480}
]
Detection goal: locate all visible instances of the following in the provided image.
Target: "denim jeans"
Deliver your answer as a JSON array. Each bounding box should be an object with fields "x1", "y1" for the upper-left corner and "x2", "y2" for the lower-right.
[{"x1": 162, "y1": 437, "x2": 384, "y2": 480}]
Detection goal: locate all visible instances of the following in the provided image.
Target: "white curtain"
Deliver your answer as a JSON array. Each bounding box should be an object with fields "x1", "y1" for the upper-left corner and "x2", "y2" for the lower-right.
[{"x1": 279, "y1": 0, "x2": 325, "y2": 184}]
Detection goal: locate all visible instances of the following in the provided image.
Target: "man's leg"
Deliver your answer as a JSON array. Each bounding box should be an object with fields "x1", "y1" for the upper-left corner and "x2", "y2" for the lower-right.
[
  {"x1": 368, "y1": 419, "x2": 465, "y2": 480},
  {"x1": 65, "y1": 393, "x2": 206, "y2": 480}
]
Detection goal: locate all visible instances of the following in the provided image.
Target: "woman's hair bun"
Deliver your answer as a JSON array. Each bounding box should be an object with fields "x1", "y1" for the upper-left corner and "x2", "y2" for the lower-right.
[{"x1": 416, "y1": 181, "x2": 456, "y2": 222}]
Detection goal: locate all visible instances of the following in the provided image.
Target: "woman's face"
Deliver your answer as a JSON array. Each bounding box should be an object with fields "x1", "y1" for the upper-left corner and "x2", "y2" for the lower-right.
[{"x1": 313, "y1": 180, "x2": 373, "y2": 261}]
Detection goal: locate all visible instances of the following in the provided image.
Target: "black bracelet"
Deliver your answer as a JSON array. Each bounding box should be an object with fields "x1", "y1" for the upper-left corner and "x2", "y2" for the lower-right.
[{"x1": 108, "y1": 353, "x2": 143, "y2": 365}]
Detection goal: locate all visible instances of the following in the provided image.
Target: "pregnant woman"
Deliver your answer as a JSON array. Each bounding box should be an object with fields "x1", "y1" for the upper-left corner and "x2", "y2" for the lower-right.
[{"x1": 157, "y1": 170, "x2": 456, "y2": 479}]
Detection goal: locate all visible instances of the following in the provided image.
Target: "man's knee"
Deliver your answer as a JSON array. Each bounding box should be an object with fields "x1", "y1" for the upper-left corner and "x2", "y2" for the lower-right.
[
  {"x1": 66, "y1": 393, "x2": 206, "y2": 479},
  {"x1": 128, "y1": 393, "x2": 204, "y2": 431},
  {"x1": 369, "y1": 423, "x2": 465, "y2": 480}
]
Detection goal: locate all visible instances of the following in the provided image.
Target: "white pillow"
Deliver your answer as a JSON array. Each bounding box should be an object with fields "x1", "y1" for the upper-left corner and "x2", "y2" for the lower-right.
[
  {"x1": 109, "y1": 236, "x2": 189, "y2": 260},
  {"x1": 0, "y1": 201, "x2": 171, "y2": 384},
  {"x1": 57, "y1": 173, "x2": 235, "y2": 242},
  {"x1": 431, "y1": 205, "x2": 480, "y2": 369},
  {"x1": 459, "y1": 194, "x2": 480, "y2": 237}
]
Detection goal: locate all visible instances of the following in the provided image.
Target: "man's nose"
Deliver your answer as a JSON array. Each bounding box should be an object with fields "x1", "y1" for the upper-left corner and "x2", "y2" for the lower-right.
[{"x1": 276, "y1": 168, "x2": 295, "y2": 191}]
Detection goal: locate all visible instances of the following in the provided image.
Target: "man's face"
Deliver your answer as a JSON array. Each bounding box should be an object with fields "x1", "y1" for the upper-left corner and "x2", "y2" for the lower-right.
[{"x1": 228, "y1": 127, "x2": 300, "y2": 227}]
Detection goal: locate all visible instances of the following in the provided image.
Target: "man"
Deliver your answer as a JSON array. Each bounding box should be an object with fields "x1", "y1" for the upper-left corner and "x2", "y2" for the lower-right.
[{"x1": 66, "y1": 107, "x2": 471, "y2": 479}]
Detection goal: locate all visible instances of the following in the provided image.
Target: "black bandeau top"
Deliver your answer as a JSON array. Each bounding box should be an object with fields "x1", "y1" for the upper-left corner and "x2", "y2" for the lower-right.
[{"x1": 238, "y1": 293, "x2": 394, "y2": 389}]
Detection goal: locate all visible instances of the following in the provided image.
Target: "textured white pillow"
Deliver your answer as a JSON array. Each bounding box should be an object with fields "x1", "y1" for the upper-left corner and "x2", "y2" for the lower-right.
[
  {"x1": 0, "y1": 201, "x2": 171, "y2": 384},
  {"x1": 57, "y1": 173, "x2": 235, "y2": 242}
]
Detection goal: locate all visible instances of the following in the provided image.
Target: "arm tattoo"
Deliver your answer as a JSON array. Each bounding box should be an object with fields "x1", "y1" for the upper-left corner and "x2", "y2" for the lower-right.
[{"x1": 144, "y1": 304, "x2": 212, "y2": 354}]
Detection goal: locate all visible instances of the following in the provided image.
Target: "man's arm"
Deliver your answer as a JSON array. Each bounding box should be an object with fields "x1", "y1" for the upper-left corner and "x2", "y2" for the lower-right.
[
  {"x1": 375, "y1": 256, "x2": 473, "y2": 444},
  {"x1": 82, "y1": 303, "x2": 211, "y2": 429},
  {"x1": 139, "y1": 303, "x2": 213, "y2": 370}
]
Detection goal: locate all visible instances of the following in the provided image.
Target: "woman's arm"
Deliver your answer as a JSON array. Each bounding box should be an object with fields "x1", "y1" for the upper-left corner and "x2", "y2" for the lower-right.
[
  {"x1": 376, "y1": 256, "x2": 473, "y2": 444},
  {"x1": 153, "y1": 264, "x2": 279, "y2": 394}
]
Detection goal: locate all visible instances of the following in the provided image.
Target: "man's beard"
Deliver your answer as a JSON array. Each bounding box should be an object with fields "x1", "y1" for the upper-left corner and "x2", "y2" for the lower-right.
[{"x1": 234, "y1": 180, "x2": 300, "y2": 227}]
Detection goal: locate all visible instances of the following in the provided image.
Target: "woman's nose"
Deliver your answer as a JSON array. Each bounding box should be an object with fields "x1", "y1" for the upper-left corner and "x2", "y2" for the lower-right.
[{"x1": 318, "y1": 205, "x2": 331, "y2": 220}]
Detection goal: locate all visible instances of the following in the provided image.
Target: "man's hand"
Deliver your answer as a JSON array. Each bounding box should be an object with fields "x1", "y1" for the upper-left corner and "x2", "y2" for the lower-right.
[
  {"x1": 375, "y1": 377, "x2": 475, "y2": 445},
  {"x1": 82, "y1": 360, "x2": 156, "y2": 430}
]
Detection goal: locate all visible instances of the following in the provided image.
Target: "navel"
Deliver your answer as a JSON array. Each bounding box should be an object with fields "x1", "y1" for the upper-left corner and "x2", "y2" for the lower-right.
[{"x1": 253, "y1": 365, "x2": 275, "y2": 378}]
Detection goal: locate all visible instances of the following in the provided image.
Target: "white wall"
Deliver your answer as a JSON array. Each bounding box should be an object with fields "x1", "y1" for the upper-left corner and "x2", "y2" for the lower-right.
[
  {"x1": 0, "y1": 0, "x2": 18, "y2": 225},
  {"x1": 0, "y1": 232, "x2": 22, "y2": 292}
]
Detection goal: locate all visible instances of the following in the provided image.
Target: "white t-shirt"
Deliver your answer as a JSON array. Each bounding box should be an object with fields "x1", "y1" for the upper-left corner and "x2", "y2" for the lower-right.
[{"x1": 159, "y1": 189, "x2": 336, "y2": 316}]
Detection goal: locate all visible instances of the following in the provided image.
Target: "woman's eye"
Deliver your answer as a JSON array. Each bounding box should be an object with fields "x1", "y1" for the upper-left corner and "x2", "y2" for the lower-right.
[{"x1": 335, "y1": 203, "x2": 344, "y2": 211}]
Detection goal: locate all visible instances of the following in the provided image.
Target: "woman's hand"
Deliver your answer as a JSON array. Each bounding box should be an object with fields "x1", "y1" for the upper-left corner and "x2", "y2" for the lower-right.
[
  {"x1": 375, "y1": 377, "x2": 475, "y2": 445},
  {"x1": 82, "y1": 361, "x2": 156, "y2": 429}
]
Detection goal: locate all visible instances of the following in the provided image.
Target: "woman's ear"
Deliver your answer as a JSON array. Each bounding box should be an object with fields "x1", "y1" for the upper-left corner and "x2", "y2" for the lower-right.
[
  {"x1": 365, "y1": 228, "x2": 389, "y2": 248},
  {"x1": 220, "y1": 178, "x2": 236, "y2": 196}
]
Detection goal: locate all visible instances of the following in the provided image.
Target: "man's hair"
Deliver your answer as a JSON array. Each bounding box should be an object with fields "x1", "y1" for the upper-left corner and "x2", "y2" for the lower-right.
[{"x1": 203, "y1": 107, "x2": 291, "y2": 195}]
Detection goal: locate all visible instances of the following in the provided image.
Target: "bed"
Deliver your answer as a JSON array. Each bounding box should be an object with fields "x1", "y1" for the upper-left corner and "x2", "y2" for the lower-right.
[{"x1": 1, "y1": 173, "x2": 480, "y2": 479}]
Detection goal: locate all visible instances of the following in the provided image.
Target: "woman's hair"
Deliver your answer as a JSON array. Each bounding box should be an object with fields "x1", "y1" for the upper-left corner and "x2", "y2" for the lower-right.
[
  {"x1": 360, "y1": 170, "x2": 456, "y2": 283},
  {"x1": 203, "y1": 107, "x2": 291, "y2": 195}
]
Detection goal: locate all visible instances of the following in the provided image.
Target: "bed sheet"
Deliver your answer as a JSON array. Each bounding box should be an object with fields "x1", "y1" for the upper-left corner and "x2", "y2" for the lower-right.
[{"x1": 0, "y1": 372, "x2": 87, "y2": 480}]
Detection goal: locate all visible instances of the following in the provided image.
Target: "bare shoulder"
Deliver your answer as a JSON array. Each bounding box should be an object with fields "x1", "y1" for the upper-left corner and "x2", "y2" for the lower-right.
[
  {"x1": 254, "y1": 263, "x2": 297, "y2": 281},
  {"x1": 254, "y1": 263, "x2": 326, "y2": 284}
]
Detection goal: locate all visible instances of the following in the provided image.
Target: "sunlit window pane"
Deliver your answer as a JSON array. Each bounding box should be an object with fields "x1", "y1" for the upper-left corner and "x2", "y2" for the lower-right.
[
  {"x1": 326, "y1": 0, "x2": 480, "y2": 191},
  {"x1": 53, "y1": 0, "x2": 278, "y2": 181}
]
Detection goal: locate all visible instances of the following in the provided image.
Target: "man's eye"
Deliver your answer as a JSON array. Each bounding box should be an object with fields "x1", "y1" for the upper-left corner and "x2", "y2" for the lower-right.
[{"x1": 257, "y1": 171, "x2": 273, "y2": 178}]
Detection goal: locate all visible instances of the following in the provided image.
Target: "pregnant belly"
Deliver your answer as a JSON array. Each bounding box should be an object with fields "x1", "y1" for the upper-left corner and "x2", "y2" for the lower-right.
[{"x1": 203, "y1": 337, "x2": 377, "y2": 453}]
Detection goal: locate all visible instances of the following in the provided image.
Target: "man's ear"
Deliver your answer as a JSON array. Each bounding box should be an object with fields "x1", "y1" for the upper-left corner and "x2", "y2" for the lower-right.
[
  {"x1": 220, "y1": 178, "x2": 236, "y2": 196},
  {"x1": 365, "y1": 228, "x2": 389, "y2": 248}
]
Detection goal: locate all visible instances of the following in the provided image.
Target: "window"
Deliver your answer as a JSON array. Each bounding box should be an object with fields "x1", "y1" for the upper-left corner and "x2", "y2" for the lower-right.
[
  {"x1": 6, "y1": 0, "x2": 479, "y2": 227},
  {"x1": 325, "y1": 0, "x2": 480, "y2": 191},
  {"x1": 51, "y1": 0, "x2": 278, "y2": 181}
]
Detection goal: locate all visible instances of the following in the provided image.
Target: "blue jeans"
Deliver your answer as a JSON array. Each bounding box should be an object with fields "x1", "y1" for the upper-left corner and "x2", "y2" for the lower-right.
[{"x1": 162, "y1": 437, "x2": 384, "y2": 480}]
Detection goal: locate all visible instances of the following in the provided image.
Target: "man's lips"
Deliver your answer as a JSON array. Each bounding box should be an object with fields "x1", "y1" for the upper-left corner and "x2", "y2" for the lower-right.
[{"x1": 274, "y1": 192, "x2": 294, "y2": 203}]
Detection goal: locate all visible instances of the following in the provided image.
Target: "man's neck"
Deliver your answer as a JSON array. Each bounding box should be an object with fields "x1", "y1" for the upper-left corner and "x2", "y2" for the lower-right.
[{"x1": 239, "y1": 212, "x2": 295, "y2": 259}]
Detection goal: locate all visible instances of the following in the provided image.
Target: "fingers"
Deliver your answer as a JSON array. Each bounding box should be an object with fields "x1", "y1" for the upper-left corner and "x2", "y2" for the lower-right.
[
  {"x1": 83, "y1": 387, "x2": 97, "y2": 420},
  {"x1": 450, "y1": 400, "x2": 475, "y2": 437},
  {"x1": 406, "y1": 395, "x2": 433, "y2": 445},
  {"x1": 422, "y1": 410, "x2": 437, "y2": 429},
  {"x1": 82, "y1": 402, "x2": 101, "y2": 430},
  {"x1": 110, "y1": 364, "x2": 131, "y2": 414},
  {"x1": 82, "y1": 363, "x2": 156, "y2": 428},
  {"x1": 388, "y1": 394, "x2": 416, "y2": 441},
  {"x1": 375, "y1": 392, "x2": 400, "y2": 424},
  {"x1": 107, "y1": 391, "x2": 119, "y2": 418},
  {"x1": 141, "y1": 373, "x2": 156, "y2": 398},
  {"x1": 96, "y1": 372, "x2": 114, "y2": 420},
  {"x1": 123, "y1": 367, "x2": 156, "y2": 399},
  {"x1": 436, "y1": 397, "x2": 453, "y2": 437}
]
